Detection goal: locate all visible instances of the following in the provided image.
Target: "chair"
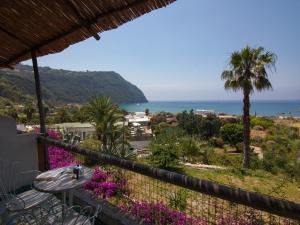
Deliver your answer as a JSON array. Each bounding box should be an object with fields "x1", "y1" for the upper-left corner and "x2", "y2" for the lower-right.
[
  {"x1": 52, "y1": 204, "x2": 102, "y2": 225},
  {"x1": 0, "y1": 159, "x2": 53, "y2": 218},
  {"x1": 9, "y1": 203, "x2": 102, "y2": 225}
]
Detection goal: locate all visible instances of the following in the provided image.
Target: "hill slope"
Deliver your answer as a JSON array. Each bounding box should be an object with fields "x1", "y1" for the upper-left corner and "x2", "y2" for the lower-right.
[{"x1": 0, "y1": 64, "x2": 147, "y2": 105}]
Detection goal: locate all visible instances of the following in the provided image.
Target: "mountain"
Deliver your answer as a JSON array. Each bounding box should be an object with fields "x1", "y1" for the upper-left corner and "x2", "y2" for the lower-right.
[{"x1": 0, "y1": 64, "x2": 147, "y2": 105}]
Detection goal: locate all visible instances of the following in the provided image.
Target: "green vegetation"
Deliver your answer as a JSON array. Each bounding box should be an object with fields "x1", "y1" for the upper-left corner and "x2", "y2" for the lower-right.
[
  {"x1": 85, "y1": 96, "x2": 125, "y2": 151},
  {"x1": 221, "y1": 46, "x2": 277, "y2": 168},
  {"x1": 177, "y1": 110, "x2": 202, "y2": 136},
  {"x1": 144, "y1": 107, "x2": 300, "y2": 202},
  {"x1": 176, "y1": 110, "x2": 221, "y2": 139},
  {"x1": 251, "y1": 116, "x2": 274, "y2": 129},
  {"x1": 220, "y1": 123, "x2": 243, "y2": 150},
  {"x1": 149, "y1": 128, "x2": 182, "y2": 168},
  {"x1": 0, "y1": 64, "x2": 147, "y2": 105},
  {"x1": 178, "y1": 136, "x2": 201, "y2": 162}
]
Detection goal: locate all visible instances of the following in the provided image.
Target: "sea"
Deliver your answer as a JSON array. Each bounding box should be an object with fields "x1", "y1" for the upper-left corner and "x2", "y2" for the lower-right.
[{"x1": 121, "y1": 100, "x2": 300, "y2": 117}]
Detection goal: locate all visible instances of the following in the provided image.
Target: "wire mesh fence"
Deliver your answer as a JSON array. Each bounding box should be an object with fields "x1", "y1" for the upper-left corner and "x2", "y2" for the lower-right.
[{"x1": 43, "y1": 137, "x2": 300, "y2": 225}]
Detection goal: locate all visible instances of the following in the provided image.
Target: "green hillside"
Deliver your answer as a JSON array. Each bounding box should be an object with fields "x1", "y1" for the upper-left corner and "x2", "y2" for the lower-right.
[{"x1": 0, "y1": 64, "x2": 147, "y2": 105}]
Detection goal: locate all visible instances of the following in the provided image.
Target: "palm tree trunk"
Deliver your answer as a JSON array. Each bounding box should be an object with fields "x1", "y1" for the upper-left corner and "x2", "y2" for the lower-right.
[
  {"x1": 102, "y1": 135, "x2": 108, "y2": 151},
  {"x1": 243, "y1": 90, "x2": 251, "y2": 168}
]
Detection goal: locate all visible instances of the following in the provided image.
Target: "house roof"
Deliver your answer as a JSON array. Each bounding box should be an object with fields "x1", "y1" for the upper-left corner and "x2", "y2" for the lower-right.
[{"x1": 0, "y1": 0, "x2": 175, "y2": 68}]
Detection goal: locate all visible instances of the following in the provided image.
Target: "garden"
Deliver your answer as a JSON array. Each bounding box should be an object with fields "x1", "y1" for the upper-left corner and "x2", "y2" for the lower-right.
[{"x1": 44, "y1": 128, "x2": 299, "y2": 224}]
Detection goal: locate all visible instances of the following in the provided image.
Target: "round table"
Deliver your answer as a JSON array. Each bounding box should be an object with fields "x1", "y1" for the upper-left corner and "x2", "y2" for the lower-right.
[{"x1": 33, "y1": 166, "x2": 92, "y2": 206}]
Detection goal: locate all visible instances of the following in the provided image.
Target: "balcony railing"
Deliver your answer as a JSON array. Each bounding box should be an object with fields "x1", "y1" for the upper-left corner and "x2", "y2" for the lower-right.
[{"x1": 38, "y1": 135, "x2": 300, "y2": 224}]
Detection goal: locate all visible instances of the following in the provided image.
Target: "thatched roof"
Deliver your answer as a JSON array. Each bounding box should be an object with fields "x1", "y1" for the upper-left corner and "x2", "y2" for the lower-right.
[{"x1": 0, "y1": 0, "x2": 175, "y2": 68}]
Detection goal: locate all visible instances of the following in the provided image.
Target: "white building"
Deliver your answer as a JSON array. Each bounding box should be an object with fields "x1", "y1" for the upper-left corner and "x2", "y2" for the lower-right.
[{"x1": 48, "y1": 122, "x2": 95, "y2": 140}]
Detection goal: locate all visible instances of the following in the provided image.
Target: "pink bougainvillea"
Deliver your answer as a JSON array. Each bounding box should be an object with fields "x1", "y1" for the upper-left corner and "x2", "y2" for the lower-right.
[
  {"x1": 120, "y1": 201, "x2": 204, "y2": 225},
  {"x1": 48, "y1": 146, "x2": 79, "y2": 169},
  {"x1": 83, "y1": 167, "x2": 127, "y2": 199},
  {"x1": 35, "y1": 128, "x2": 78, "y2": 169},
  {"x1": 120, "y1": 201, "x2": 296, "y2": 225}
]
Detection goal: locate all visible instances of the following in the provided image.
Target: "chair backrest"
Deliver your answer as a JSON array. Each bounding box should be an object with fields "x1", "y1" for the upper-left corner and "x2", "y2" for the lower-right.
[
  {"x1": 66, "y1": 204, "x2": 102, "y2": 225},
  {"x1": 48, "y1": 203, "x2": 102, "y2": 225},
  {"x1": 83, "y1": 204, "x2": 102, "y2": 225},
  {"x1": 0, "y1": 159, "x2": 19, "y2": 200}
]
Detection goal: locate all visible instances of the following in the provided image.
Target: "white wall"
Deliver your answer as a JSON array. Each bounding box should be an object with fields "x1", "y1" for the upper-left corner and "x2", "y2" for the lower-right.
[{"x1": 0, "y1": 116, "x2": 38, "y2": 190}]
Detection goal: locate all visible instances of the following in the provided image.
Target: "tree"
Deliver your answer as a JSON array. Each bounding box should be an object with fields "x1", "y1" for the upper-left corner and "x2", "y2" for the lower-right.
[
  {"x1": 221, "y1": 46, "x2": 276, "y2": 168},
  {"x1": 199, "y1": 114, "x2": 221, "y2": 139},
  {"x1": 7, "y1": 106, "x2": 18, "y2": 121},
  {"x1": 149, "y1": 128, "x2": 181, "y2": 168},
  {"x1": 145, "y1": 108, "x2": 150, "y2": 116},
  {"x1": 55, "y1": 106, "x2": 72, "y2": 123},
  {"x1": 24, "y1": 102, "x2": 35, "y2": 122},
  {"x1": 220, "y1": 123, "x2": 243, "y2": 149},
  {"x1": 177, "y1": 110, "x2": 202, "y2": 136},
  {"x1": 178, "y1": 136, "x2": 200, "y2": 162},
  {"x1": 85, "y1": 96, "x2": 124, "y2": 151}
]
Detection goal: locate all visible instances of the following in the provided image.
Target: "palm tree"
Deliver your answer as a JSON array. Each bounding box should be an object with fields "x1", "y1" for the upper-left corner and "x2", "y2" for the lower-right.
[
  {"x1": 221, "y1": 46, "x2": 276, "y2": 168},
  {"x1": 55, "y1": 106, "x2": 71, "y2": 123},
  {"x1": 24, "y1": 102, "x2": 35, "y2": 122},
  {"x1": 85, "y1": 96, "x2": 125, "y2": 151}
]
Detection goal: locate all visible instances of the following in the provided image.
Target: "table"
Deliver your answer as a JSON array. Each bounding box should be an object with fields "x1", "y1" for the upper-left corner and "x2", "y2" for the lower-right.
[{"x1": 33, "y1": 166, "x2": 92, "y2": 206}]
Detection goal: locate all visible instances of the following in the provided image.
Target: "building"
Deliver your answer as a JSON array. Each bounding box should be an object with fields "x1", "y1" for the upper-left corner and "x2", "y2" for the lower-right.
[{"x1": 48, "y1": 122, "x2": 95, "y2": 140}]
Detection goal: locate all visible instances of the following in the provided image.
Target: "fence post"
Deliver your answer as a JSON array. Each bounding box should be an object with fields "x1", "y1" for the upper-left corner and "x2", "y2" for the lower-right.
[{"x1": 37, "y1": 138, "x2": 47, "y2": 171}]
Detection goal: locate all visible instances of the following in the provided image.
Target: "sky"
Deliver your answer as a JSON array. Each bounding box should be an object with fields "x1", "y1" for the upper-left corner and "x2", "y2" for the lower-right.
[{"x1": 24, "y1": 0, "x2": 300, "y2": 101}]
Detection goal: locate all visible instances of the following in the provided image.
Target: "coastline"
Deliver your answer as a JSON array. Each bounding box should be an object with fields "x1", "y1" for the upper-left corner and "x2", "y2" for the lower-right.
[{"x1": 121, "y1": 100, "x2": 300, "y2": 117}]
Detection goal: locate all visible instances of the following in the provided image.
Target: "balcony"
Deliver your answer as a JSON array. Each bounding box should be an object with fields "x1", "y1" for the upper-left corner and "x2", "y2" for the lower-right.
[{"x1": 1, "y1": 116, "x2": 299, "y2": 225}]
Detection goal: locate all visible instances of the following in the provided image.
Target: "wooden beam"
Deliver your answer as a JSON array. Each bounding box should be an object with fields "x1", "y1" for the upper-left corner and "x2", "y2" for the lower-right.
[
  {"x1": 31, "y1": 50, "x2": 48, "y2": 170},
  {"x1": 31, "y1": 50, "x2": 46, "y2": 135},
  {"x1": 0, "y1": 26, "x2": 31, "y2": 47},
  {"x1": 2, "y1": 0, "x2": 153, "y2": 67},
  {"x1": 63, "y1": 0, "x2": 101, "y2": 41}
]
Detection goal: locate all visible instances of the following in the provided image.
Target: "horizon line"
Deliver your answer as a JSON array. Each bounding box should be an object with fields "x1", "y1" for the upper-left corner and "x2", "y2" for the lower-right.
[{"x1": 142, "y1": 99, "x2": 300, "y2": 102}]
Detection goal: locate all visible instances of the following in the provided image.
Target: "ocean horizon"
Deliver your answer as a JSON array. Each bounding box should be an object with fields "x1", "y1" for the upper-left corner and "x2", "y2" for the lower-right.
[{"x1": 121, "y1": 100, "x2": 300, "y2": 117}]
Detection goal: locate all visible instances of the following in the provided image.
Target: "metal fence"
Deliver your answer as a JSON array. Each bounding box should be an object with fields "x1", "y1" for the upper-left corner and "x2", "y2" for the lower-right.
[{"x1": 39, "y1": 136, "x2": 300, "y2": 225}]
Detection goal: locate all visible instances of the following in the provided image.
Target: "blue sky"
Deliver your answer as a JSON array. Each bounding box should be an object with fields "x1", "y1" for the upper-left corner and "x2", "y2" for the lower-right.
[{"x1": 24, "y1": 0, "x2": 300, "y2": 101}]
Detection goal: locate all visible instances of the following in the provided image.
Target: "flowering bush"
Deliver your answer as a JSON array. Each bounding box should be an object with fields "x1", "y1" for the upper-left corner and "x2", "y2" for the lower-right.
[
  {"x1": 120, "y1": 201, "x2": 288, "y2": 225},
  {"x1": 46, "y1": 129, "x2": 61, "y2": 140},
  {"x1": 120, "y1": 201, "x2": 203, "y2": 225},
  {"x1": 83, "y1": 167, "x2": 127, "y2": 199},
  {"x1": 48, "y1": 146, "x2": 79, "y2": 169},
  {"x1": 35, "y1": 128, "x2": 79, "y2": 169}
]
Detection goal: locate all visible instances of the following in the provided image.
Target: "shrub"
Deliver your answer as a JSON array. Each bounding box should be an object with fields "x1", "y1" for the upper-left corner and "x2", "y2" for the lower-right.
[
  {"x1": 209, "y1": 152, "x2": 243, "y2": 167},
  {"x1": 150, "y1": 142, "x2": 179, "y2": 169},
  {"x1": 176, "y1": 110, "x2": 202, "y2": 136},
  {"x1": 83, "y1": 167, "x2": 127, "y2": 199},
  {"x1": 169, "y1": 189, "x2": 188, "y2": 211},
  {"x1": 79, "y1": 139, "x2": 101, "y2": 151},
  {"x1": 208, "y1": 137, "x2": 224, "y2": 148},
  {"x1": 199, "y1": 114, "x2": 221, "y2": 139},
  {"x1": 200, "y1": 146, "x2": 215, "y2": 164},
  {"x1": 220, "y1": 124, "x2": 243, "y2": 148},
  {"x1": 235, "y1": 142, "x2": 244, "y2": 153},
  {"x1": 288, "y1": 127, "x2": 299, "y2": 139},
  {"x1": 149, "y1": 128, "x2": 181, "y2": 168},
  {"x1": 178, "y1": 136, "x2": 201, "y2": 162},
  {"x1": 48, "y1": 146, "x2": 79, "y2": 169},
  {"x1": 79, "y1": 139, "x2": 102, "y2": 166},
  {"x1": 120, "y1": 201, "x2": 265, "y2": 225},
  {"x1": 38, "y1": 129, "x2": 80, "y2": 169},
  {"x1": 153, "y1": 122, "x2": 172, "y2": 135},
  {"x1": 120, "y1": 201, "x2": 203, "y2": 225},
  {"x1": 250, "y1": 116, "x2": 274, "y2": 129}
]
